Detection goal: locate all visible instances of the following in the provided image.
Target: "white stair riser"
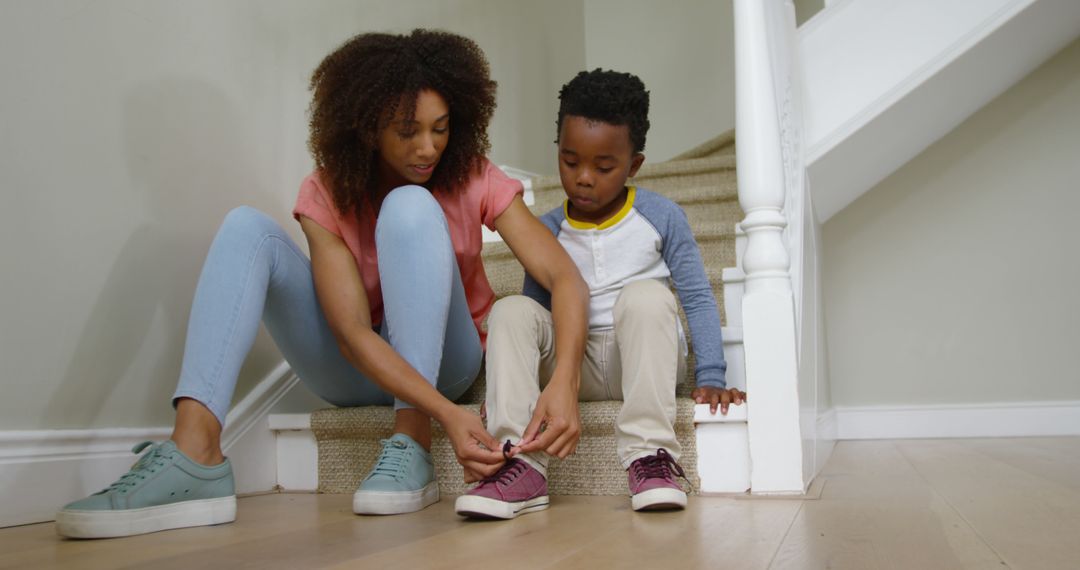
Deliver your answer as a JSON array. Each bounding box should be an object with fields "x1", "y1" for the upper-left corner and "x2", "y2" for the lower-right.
[
  {"x1": 695, "y1": 422, "x2": 750, "y2": 494},
  {"x1": 276, "y1": 430, "x2": 318, "y2": 492}
]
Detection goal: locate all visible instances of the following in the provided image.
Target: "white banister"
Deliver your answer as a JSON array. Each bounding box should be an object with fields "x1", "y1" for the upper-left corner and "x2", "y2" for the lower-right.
[{"x1": 733, "y1": 0, "x2": 806, "y2": 494}]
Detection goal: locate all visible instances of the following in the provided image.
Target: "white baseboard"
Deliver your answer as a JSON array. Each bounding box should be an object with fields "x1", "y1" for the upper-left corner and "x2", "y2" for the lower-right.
[
  {"x1": 817, "y1": 408, "x2": 838, "y2": 441},
  {"x1": 0, "y1": 361, "x2": 298, "y2": 528},
  {"x1": 0, "y1": 427, "x2": 172, "y2": 528},
  {"x1": 836, "y1": 401, "x2": 1080, "y2": 440},
  {"x1": 221, "y1": 361, "x2": 298, "y2": 450}
]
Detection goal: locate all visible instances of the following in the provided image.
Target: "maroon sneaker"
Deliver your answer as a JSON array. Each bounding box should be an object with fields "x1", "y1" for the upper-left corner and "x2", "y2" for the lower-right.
[
  {"x1": 628, "y1": 448, "x2": 688, "y2": 511},
  {"x1": 455, "y1": 457, "x2": 549, "y2": 520}
]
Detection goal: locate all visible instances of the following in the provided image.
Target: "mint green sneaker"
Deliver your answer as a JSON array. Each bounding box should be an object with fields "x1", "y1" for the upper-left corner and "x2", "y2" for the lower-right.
[
  {"x1": 352, "y1": 433, "x2": 439, "y2": 515},
  {"x1": 55, "y1": 441, "x2": 236, "y2": 538}
]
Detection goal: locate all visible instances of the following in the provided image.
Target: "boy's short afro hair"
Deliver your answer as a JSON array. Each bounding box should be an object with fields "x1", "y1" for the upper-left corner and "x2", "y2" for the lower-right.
[{"x1": 556, "y1": 69, "x2": 650, "y2": 154}]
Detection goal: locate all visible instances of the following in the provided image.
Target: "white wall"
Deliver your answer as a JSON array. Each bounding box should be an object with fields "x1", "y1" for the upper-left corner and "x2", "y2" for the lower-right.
[
  {"x1": 822, "y1": 37, "x2": 1080, "y2": 407},
  {"x1": 583, "y1": 0, "x2": 735, "y2": 162},
  {"x1": 0, "y1": 0, "x2": 584, "y2": 430}
]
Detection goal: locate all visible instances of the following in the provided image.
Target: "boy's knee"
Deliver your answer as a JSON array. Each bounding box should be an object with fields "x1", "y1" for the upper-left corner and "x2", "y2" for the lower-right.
[
  {"x1": 614, "y1": 279, "x2": 676, "y2": 322},
  {"x1": 488, "y1": 296, "x2": 545, "y2": 332}
]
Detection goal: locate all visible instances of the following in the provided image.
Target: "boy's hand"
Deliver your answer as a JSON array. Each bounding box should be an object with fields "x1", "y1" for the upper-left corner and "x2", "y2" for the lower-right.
[
  {"x1": 692, "y1": 386, "x2": 746, "y2": 415},
  {"x1": 517, "y1": 380, "x2": 581, "y2": 459}
]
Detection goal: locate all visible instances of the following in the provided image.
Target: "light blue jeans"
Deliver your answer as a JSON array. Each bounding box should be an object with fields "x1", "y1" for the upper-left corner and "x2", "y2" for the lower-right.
[{"x1": 173, "y1": 185, "x2": 482, "y2": 426}]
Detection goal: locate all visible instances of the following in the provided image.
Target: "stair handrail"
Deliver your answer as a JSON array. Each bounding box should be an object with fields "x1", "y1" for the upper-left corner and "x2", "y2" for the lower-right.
[{"x1": 733, "y1": 0, "x2": 807, "y2": 493}]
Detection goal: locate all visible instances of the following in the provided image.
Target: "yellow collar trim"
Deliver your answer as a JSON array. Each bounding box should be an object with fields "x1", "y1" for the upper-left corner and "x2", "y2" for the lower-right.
[{"x1": 564, "y1": 186, "x2": 636, "y2": 230}]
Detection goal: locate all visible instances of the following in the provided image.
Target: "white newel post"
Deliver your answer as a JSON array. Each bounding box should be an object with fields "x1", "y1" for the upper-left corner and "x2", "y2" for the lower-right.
[{"x1": 733, "y1": 0, "x2": 805, "y2": 494}]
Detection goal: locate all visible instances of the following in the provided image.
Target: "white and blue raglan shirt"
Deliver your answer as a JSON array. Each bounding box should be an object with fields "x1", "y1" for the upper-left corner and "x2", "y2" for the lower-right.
[{"x1": 522, "y1": 186, "x2": 727, "y2": 389}]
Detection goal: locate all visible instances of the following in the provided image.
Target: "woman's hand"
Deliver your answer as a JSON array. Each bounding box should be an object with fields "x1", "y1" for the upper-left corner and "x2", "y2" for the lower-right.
[
  {"x1": 691, "y1": 386, "x2": 746, "y2": 415},
  {"x1": 444, "y1": 407, "x2": 505, "y2": 482},
  {"x1": 516, "y1": 376, "x2": 581, "y2": 459}
]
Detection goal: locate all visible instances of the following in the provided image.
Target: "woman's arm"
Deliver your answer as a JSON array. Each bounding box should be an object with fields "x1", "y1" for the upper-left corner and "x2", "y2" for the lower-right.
[
  {"x1": 299, "y1": 216, "x2": 503, "y2": 476},
  {"x1": 493, "y1": 197, "x2": 589, "y2": 458}
]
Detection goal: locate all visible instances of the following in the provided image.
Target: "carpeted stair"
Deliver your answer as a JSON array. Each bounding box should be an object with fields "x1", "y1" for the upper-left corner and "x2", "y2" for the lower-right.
[{"x1": 312, "y1": 131, "x2": 741, "y2": 497}]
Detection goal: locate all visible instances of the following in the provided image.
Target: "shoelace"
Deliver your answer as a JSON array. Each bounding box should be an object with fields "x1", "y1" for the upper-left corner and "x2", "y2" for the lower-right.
[
  {"x1": 481, "y1": 459, "x2": 528, "y2": 486},
  {"x1": 481, "y1": 440, "x2": 524, "y2": 486},
  {"x1": 103, "y1": 441, "x2": 169, "y2": 493},
  {"x1": 370, "y1": 439, "x2": 410, "y2": 479},
  {"x1": 632, "y1": 448, "x2": 689, "y2": 485}
]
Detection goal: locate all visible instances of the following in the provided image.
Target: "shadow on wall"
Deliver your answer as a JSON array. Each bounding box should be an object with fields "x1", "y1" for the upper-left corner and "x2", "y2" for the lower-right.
[{"x1": 43, "y1": 78, "x2": 284, "y2": 428}]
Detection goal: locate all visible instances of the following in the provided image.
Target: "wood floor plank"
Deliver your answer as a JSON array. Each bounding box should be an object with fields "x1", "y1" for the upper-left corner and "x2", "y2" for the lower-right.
[
  {"x1": 896, "y1": 439, "x2": 1080, "y2": 570},
  {"x1": 0, "y1": 494, "x2": 456, "y2": 570},
  {"x1": 324, "y1": 496, "x2": 635, "y2": 570},
  {"x1": 549, "y1": 497, "x2": 802, "y2": 570},
  {"x1": 769, "y1": 441, "x2": 1007, "y2": 570},
  {"x1": 115, "y1": 495, "x2": 466, "y2": 570},
  {"x1": 962, "y1": 437, "x2": 1080, "y2": 494}
]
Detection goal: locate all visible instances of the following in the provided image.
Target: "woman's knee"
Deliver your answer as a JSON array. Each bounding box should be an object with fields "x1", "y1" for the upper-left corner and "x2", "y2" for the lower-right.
[
  {"x1": 376, "y1": 185, "x2": 444, "y2": 237},
  {"x1": 219, "y1": 205, "x2": 285, "y2": 241},
  {"x1": 438, "y1": 357, "x2": 483, "y2": 402}
]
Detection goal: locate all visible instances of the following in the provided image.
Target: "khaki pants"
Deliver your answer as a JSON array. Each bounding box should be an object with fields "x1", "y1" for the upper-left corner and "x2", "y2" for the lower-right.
[{"x1": 484, "y1": 279, "x2": 686, "y2": 477}]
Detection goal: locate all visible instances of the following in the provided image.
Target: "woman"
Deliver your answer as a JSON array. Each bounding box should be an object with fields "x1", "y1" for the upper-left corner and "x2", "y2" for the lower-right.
[{"x1": 56, "y1": 29, "x2": 587, "y2": 539}]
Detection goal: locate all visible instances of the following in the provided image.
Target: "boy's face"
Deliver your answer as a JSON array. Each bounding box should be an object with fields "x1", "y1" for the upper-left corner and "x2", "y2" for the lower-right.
[{"x1": 558, "y1": 115, "x2": 644, "y2": 225}]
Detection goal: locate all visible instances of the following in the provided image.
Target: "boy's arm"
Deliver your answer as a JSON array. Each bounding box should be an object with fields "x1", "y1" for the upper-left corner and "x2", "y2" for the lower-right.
[{"x1": 647, "y1": 195, "x2": 728, "y2": 390}]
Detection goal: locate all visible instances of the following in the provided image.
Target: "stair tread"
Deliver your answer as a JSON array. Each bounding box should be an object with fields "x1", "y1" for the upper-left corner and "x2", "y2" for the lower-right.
[{"x1": 668, "y1": 130, "x2": 737, "y2": 161}]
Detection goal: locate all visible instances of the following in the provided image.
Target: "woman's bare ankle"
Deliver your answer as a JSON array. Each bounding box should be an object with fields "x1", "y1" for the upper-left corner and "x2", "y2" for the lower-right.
[
  {"x1": 172, "y1": 398, "x2": 226, "y2": 465},
  {"x1": 394, "y1": 408, "x2": 433, "y2": 450},
  {"x1": 171, "y1": 436, "x2": 226, "y2": 466}
]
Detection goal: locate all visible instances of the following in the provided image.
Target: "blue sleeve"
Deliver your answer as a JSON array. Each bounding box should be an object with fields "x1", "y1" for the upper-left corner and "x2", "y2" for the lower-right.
[
  {"x1": 520, "y1": 206, "x2": 563, "y2": 309},
  {"x1": 636, "y1": 190, "x2": 727, "y2": 389}
]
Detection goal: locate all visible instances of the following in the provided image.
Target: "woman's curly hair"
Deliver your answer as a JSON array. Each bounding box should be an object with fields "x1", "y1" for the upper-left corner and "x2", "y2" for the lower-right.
[
  {"x1": 556, "y1": 69, "x2": 650, "y2": 154},
  {"x1": 308, "y1": 29, "x2": 497, "y2": 215}
]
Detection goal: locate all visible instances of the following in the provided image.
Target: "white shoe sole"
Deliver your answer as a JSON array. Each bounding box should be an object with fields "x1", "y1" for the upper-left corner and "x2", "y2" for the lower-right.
[
  {"x1": 631, "y1": 487, "x2": 687, "y2": 511},
  {"x1": 55, "y1": 495, "x2": 237, "y2": 539},
  {"x1": 454, "y1": 494, "x2": 550, "y2": 519},
  {"x1": 353, "y1": 481, "x2": 439, "y2": 515}
]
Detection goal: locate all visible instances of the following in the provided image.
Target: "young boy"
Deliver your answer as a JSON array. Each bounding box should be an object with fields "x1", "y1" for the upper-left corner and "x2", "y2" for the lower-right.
[{"x1": 455, "y1": 69, "x2": 744, "y2": 519}]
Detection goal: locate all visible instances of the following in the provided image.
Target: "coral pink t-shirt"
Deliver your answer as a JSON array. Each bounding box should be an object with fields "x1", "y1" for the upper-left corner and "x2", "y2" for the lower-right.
[{"x1": 292, "y1": 159, "x2": 523, "y2": 346}]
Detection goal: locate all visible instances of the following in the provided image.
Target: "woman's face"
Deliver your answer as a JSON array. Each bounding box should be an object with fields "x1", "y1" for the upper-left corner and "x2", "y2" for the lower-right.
[{"x1": 375, "y1": 89, "x2": 450, "y2": 189}]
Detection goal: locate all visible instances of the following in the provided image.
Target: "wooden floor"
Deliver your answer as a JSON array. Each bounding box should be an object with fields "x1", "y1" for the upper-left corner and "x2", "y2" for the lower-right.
[{"x1": 3, "y1": 438, "x2": 1080, "y2": 569}]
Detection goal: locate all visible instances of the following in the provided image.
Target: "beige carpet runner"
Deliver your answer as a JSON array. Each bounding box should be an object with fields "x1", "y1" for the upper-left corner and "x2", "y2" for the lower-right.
[{"x1": 312, "y1": 131, "x2": 740, "y2": 496}]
